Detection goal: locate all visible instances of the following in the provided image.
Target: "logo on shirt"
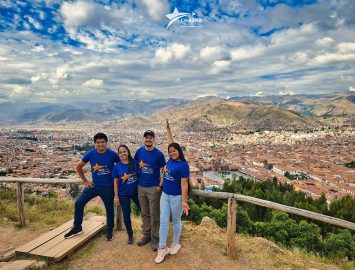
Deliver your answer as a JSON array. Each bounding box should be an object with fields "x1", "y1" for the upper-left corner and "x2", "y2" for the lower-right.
[
  {"x1": 163, "y1": 166, "x2": 175, "y2": 181},
  {"x1": 121, "y1": 173, "x2": 133, "y2": 183},
  {"x1": 139, "y1": 160, "x2": 153, "y2": 174},
  {"x1": 93, "y1": 163, "x2": 104, "y2": 172},
  {"x1": 92, "y1": 163, "x2": 111, "y2": 175},
  {"x1": 139, "y1": 160, "x2": 150, "y2": 168}
]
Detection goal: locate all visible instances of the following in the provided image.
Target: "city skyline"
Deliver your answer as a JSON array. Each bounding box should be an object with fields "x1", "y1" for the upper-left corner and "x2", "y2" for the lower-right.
[{"x1": 0, "y1": 0, "x2": 355, "y2": 103}]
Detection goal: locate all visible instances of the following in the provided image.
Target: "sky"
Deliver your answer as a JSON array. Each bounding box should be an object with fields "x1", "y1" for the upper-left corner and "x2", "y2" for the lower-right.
[{"x1": 0, "y1": 0, "x2": 355, "y2": 103}]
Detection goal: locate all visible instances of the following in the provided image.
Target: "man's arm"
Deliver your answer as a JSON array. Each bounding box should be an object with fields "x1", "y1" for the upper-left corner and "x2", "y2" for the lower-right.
[{"x1": 76, "y1": 160, "x2": 94, "y2": 188}]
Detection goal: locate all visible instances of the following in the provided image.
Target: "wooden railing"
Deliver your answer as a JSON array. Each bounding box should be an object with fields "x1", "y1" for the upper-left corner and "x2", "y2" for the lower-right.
[{"x1": 1, "y1": 177, "x2": 354, "y2": 258}]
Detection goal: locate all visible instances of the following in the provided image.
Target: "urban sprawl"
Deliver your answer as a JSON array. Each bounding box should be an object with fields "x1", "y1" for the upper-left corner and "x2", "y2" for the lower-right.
[{"x1": 0, "y1": 121, "x2": 354, "y2": 204}]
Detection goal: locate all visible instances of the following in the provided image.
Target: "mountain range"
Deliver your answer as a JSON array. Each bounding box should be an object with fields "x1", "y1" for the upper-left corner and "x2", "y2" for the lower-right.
[{"x1": 0, "y1": 92, "x2": 353, "y2": 130}]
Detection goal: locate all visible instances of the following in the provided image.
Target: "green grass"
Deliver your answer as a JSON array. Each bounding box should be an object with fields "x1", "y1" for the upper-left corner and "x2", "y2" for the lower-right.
[
  {"x1": 290, "y1": 246, "x2": 355, "y2": 270},
  {"x1": 0, "y1": 187, "x2": 105, "y2": 231}
]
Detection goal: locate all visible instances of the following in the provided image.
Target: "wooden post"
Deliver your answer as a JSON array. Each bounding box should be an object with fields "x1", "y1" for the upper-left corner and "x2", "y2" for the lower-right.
[
  {"x1": 115, "y1": 201, "x2": 123, "y2": 231},
  {"x1": 227, "y1": 197, "x2": 237, "y2": 258},
  {"x1": 16, "y1": 182, "x2": 25, "y2": 226}
]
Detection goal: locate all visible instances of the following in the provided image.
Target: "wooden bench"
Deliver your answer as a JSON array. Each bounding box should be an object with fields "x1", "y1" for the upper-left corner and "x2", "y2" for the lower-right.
[{"x1": 15, "y1": 216, "x2": 105, "y2": 262}]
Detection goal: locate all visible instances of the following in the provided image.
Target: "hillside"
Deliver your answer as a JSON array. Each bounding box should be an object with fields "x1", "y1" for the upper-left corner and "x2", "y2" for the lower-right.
[
  {"x1": 1, "y1": 92, "x2": 353, "y2": 124},
  {"x1": 152, "y1": 100, "x2": 318, "y2": 131},
  {"x1": 0, "y1": 187, "x2": 352, "y2": 270},
  {"x1": 230, "y1": 92, "x2": 355, "y2": 119},
  {"x1": 0, "y1": 217, "x2": 344, "y2": 270}
]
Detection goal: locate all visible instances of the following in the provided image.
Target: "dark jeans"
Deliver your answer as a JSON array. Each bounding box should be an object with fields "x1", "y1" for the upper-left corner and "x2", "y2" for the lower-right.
[
  {"x1": 74, "y1": 186, "x2": 114, "y2": 230},
  {"x1": 119, "y1": 194, "x2": 141, "y2": 235}
]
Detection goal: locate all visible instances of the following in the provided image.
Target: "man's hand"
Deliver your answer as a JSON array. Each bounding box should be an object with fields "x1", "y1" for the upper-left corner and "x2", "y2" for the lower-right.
[
  {"x1": 83, "y1": 180, "x2": 94, "y2": 188},
  {"x1": 156, "y1": 186, "x2": 162, "y2": 192},
  {"x1": 182, "y1": 201, "x2": 190, "y2": 216}
]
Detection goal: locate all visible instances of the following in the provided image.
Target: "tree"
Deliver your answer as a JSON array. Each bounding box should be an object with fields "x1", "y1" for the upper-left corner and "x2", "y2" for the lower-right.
[{"x1": 323, "y1": 230, "x2": 355, "y2": 260}]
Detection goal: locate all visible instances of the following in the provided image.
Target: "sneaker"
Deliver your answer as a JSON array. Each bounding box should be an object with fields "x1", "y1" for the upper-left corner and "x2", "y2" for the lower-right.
[
  {"x1": 137, "y1": 235, "x2": 151, "y2": 246},
  {"x1": 127, "y1": 233, "x2": 134, "y2": 244},
  {"x1": 169, "y1": 243, "x2": 181, "y2": 255},
  {"x1": 155, "y1": 247, "x2": 170, "y2": 264},
  {"x1": 105, "y1": 229, "x2": 113, "y2": 241},
  {"x1": 64, "y1": 227, "x2": 83, "y2": 239},
  {"x1": 151, "y1": 239, "x2": 159, "y2": 252}
]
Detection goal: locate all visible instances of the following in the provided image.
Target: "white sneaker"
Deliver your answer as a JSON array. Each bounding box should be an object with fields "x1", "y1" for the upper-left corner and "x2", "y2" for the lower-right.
[
  {"x1": 155, "y1": 247, "x2": 170, "y2": 264},
  {"x1": 169, "y1": 243, "x2": 181, "y2": 255}
]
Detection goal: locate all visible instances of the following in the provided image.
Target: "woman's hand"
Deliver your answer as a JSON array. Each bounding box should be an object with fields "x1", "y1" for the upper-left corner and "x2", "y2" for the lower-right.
[
  {"x1": 182, "y1": 201, "x2": 190, "y2": 216},
  {"x1": 114, "y1": 195, "x2": 120, "y2": 205}
]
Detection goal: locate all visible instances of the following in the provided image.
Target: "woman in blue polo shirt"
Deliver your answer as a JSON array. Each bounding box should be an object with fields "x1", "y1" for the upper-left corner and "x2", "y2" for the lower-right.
[
  {"x1": 155, "y1": 120, "x2": 190, "y2": 264},
  {"x1": 112, "y1": 144, "x2": 140, "y2": 244}
]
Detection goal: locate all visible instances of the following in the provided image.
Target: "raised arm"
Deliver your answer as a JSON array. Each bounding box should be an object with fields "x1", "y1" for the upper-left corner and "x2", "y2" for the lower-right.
[{"x1": 166, "y1": 118, "x2": 174, "y2": 145}]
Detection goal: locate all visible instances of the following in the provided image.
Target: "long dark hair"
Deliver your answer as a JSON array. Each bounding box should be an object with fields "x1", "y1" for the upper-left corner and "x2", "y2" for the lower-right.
[
  {"x1": 118, "y1": 144, "x2": 135, "y2": 172},
  {"x1": 168, "y1": 142, "x2": 186, "y2": 162}
]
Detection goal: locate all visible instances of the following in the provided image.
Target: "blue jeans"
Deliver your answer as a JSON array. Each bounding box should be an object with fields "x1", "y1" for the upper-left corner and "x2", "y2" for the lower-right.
[
  {"x1": 159, "y1": 192, "x2": 183, "y2": 249},
  {"x1": 119, "y1": 194, "x2": 141, "y2": 235},
  {"x1": 74, "y1": 186, "x2": 114, "y2": 230}
]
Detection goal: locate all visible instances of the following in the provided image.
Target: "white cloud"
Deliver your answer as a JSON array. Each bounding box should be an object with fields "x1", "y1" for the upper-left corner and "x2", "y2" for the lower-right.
[
  {"x1": 141, "y1": 0, "x2": 169, "y2": 21},
  {"x1": 31, "y1": 73, "x2": 47, "y2": 83},
  {"x1": 48, "y1": 66, "x2": 68, "y2": 86},
  {"x1": 153, "y1": 43, "x2": 191, "y2": 64},
  {"x1": 349, "y1": 86, "x2": 355, "y2": 91},
  {"x1": 32, "y1": 45, "x2": 44, "y2": 52},
  {"x1": 286, "y1": 52, "x2": 308, "y2": 65},
  {"x1": 337, "y1": 42, "x2": 355, "y2": 54},
  {"x1": 8, "y1": 85, "x2": 32, "y2": 100},
  {"x1": 25, "y1": 15, "x2": 43, "y2": 30},
  {"x1": 210, "y1": 60, "x2": 231, "y2": 74},
  {"x1": 82, "y1": 79, "x2": 104, "y2": 88},
  {"x1": 200, "y1": 46, "x2": 230, "y2": 61},
  {"x1": 310, "y1": 53, "x2": 355, "y2": 66},
  {"x1": 231, "y1": 45, "x2": 266, "y2": 61},
  {"x1": 315, "y1": 37, "x2": 334, "y2": 48},
  {"x1": 60, "y1": 1, "x2": 96, "y2": 28}
]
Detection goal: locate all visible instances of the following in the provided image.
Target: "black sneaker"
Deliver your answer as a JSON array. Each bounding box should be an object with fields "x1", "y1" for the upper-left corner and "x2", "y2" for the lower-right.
[
  {"x1": 151, "y1": 239, "x2": 159, "y2": 252},
  {"x1": 127, "y1": 233, "x2": 134, "y2": 244},
  {"x1": 64, "y1": 227, "x2": 83, "y2": 239},
  {"x1": 137, "y1": 235, "x2": 151, "y2": 246},
  {"x1": 106, "y1": 229, "x2": 113, "y2": 241}
]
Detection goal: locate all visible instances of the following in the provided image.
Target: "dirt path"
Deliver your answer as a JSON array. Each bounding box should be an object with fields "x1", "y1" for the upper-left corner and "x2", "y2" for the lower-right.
[
  {"x1": 64, "y1": 230, "x2": 249, "y2": 270},
  {"x1": 51, "y1": 218, "x2": 342, "y2": 270},
  {"x1": 0, "y1": 225, "x2": 42, "y2": 256},
  {"x1": 0, "y1": 217, "x2": 344, "y2": 270}
]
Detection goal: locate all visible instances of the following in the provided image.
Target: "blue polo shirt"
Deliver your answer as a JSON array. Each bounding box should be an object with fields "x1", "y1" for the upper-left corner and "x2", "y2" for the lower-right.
[
  {"x1": 82, "y1": 148, "x2": 120, "y2": 187},
  {"x1": 163, "y1": 158, "x2": 190, "y2": 196},
  {"x1": 134, "y1": 146, "x2": 166, "y2": 187},
  {"x1": 112, "y1": 161, "x2": 139, "y2": 196}
]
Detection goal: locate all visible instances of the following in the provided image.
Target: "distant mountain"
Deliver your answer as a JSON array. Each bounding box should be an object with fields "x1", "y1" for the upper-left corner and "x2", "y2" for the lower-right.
[
  {"x1": 0, "y1": 98, "x2": 191, "y2": 123},
  {"x1": 0, "y1": 92, "x2": 353, "y2": 126},
  {"x1": 229, "y1": 92, "x2": 355, "y2": 118},
  {"x1": 152, "y1": 100, "x2": 318, "y2": 131}
]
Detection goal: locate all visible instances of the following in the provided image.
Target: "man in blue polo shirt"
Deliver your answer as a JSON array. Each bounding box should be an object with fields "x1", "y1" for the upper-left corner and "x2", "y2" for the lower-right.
[
  {"x1": 134, "y1": 130, "x2": 166, "y2": 251},
  {"x1": 64, "y1": 133, "x2": 119, "y2": 241}
]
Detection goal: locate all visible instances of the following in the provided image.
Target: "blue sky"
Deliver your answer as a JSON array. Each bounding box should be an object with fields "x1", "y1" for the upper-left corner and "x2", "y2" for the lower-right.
[{"x1": 0, "y1": 0, "x2": 354, "y2": 103}]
